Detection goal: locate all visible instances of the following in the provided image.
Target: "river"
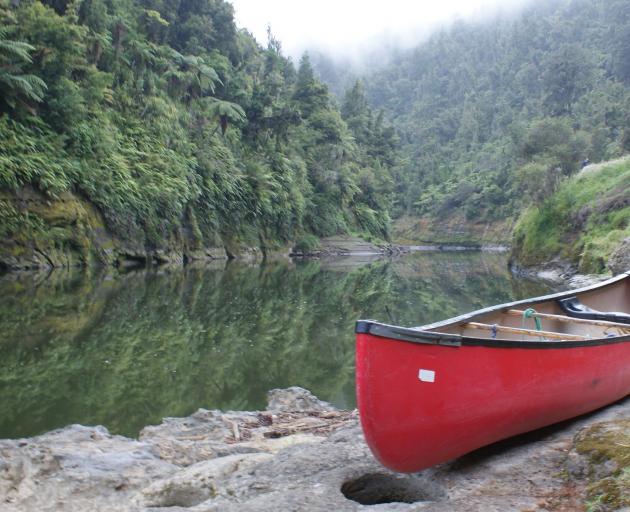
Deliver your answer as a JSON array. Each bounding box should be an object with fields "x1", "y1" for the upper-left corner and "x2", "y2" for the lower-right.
[{"x1": 0, "y1": 252, "x2": 554, "y2": 439}]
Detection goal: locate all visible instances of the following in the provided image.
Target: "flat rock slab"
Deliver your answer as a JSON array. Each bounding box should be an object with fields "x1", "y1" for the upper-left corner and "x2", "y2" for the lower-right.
[
  {"x1": 0, "y1": 424, "x2": 176, "y2": 511},
  {"x1": 319, "y1": 237, "x2": 386, "y2": 255},
  {"x1": 1, "y1": 387, "x2": 628, "y2": 511}
]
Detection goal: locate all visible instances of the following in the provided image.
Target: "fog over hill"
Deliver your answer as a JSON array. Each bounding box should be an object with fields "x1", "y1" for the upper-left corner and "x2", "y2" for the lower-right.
[
  {"x1": 230, "y1": 0, "x2": 536, "y2": 63},
  {"x1": 308, "y1": 0, "x2": 630, "y2": 228}
]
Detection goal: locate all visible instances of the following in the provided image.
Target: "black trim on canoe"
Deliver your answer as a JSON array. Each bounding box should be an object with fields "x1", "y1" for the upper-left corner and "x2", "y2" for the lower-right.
[
  {"x1": 558, "y1": 296, "x2": 630, "y2": 324},
  {"x1": 356, "y1": 320, "x2": 463, "y2": 347},
  {"x1": 356, "y1": 272, "x2": 630, "y2": 349}
]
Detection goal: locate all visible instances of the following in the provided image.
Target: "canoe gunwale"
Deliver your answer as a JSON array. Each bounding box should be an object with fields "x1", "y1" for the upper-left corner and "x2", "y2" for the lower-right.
[
  {"x1": 357, "y1": 271, "x2": 630, "y2": 349},
  {"x1": 356, "y1": 320, "x2": 630, "y2": 348},
  {"x1": 356, "y1": 321, "x2": 462, "y2": 346}
]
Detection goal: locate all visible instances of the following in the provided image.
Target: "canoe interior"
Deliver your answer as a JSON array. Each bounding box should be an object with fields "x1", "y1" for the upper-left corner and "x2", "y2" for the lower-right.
[{"x1": 425, "y1": 274, "x2": 630, "y2": 341}]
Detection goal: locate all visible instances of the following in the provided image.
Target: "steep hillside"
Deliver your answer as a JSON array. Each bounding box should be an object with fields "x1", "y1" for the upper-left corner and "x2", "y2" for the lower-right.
[
  {"x1": 316, "y1": 0, "x2": 630, "y2": 231},
  {"x1": 511, "y1": 157, "x2": 630, "y2": 274},
  {"x1": 0, "y1": 0, "x2": 396, "y2": 269}
]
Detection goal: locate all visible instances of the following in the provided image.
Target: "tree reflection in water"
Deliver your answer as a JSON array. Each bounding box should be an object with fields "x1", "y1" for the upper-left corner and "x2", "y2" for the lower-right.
[{"x1": 0, "y1": 252, "x2": 553, "y2": 439}]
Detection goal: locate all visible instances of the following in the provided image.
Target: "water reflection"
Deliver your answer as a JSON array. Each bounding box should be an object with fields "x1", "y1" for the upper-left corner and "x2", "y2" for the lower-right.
[{"x1": 0, "y1": 252, "x2": 552, "y2": 438}]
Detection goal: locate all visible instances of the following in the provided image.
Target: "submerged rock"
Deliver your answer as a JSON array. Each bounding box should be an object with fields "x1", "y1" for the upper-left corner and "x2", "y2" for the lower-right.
[{"x1": 0, "y1": 388, "x2": 628, "y2": 511}]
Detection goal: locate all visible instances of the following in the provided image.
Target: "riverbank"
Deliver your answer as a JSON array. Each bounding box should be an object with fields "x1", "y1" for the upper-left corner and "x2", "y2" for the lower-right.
[
  {"x1": 0, "y1": 193, "x2": 503, "y2": 274},
  {"x1": 508, "y1": 259, "x2": 616, "y2": 288},
  {"x1": 289, "y1": 236, "x2": 408, "y2": 258},
  {"x1": 510, "y1": 157, "x2": 630, "y2": 276},
  {"x1": 1, "y1": 387, "x2": 628, "y2": 511},
  {"x1": 0, "y1": 187, "x2": 402, "y2": 271}
]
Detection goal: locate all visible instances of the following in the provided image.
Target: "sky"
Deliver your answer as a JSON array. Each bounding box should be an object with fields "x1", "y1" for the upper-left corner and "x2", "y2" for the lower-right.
[{"x1": 229, "y1": 0, "x2": 533, "y2": 60}]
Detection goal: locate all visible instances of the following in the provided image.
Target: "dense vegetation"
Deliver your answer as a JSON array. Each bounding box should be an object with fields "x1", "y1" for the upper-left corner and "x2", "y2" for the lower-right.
[
  {"x1": 316, "y1": 0, "x2": 630, "y2": 226},
  {"x1": 512, "y1": 157, "x2": 630, "y2": 273},
  {"x1": 0, "y1": 0, "x2": 397, "y2": 256},
  {"x1": 2, "y1": 0, "x2": 629, "y2": 268}
]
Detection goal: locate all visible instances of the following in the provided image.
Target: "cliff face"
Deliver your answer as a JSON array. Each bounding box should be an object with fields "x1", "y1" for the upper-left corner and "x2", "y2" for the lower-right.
[
  {"x1": 0, "y1": 188, "x2": 232, "y2": 270},
  {"x1": 0, "y1": 188, "x2": 397, "y2": 271}
]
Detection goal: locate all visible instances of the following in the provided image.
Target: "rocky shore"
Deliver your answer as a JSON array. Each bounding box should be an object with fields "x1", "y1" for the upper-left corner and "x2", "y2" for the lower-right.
[
  {"x1": 1, "y1": 387, "x2": 628, "y2": 511},
  {"x1": 508, "y1": 255, "x2": 630, "y2": 289}
]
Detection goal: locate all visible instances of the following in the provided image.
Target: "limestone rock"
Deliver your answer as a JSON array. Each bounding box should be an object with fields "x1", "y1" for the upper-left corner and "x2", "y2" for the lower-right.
[
  {"x1": 140, "y1": 453, "x2": 272, "y2": 508},
  {"x1": 0, "y1": 425, "x2": 175, "y2": 512},
  {"x1": 267, "y1": 386, "x2": 336, "y2": 413},
  {"x1": 0, "y1": 187, "x2": 116, "y2": 270},
  {"x1": 567, "y1": 273, "x2": 610, "y2": 288},
  {"x1": 185, "y1": 248, "x2": 228, "y2": 262},
  {"x1": 139, "y1": 408, "x2": 267, "y2": 467},
  {"x1": 608, "y1": 237, "x2": 630, "y2": 276},
  {"x1": 0, "y1": 388, "x2": 628, "y2": 512}
]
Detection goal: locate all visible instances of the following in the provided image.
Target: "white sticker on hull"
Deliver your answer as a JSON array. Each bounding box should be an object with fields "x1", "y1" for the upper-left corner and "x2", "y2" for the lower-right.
[{"x1": 418, "y1": 369, "x2": 435, "y2": 383}]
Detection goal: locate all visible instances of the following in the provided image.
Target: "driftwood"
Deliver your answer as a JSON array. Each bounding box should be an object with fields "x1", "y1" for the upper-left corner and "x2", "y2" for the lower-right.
[{"x1": 223, "y1": 409, "x2": 357, "y2": 443}]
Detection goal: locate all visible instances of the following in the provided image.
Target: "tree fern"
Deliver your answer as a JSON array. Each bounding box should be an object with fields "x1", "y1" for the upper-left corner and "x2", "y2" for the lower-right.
[
  {"x1": 204, "y1": 98, "x2": 246, "y2": 135},
  {"x1": 0, "y1": 27, "x2": 47, "y2": 110}
]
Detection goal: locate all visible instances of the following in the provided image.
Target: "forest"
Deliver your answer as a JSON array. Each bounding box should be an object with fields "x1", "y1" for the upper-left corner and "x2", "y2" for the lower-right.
[
  {"x1": 0, "y1": 0, "x2": 396, "y2": 264},
  {"x1": 332, "y1": 0, "x2": 630, "y2": 223},
  {"x1": 1, "y1": 0, "x2": 629, "y2": 267}
]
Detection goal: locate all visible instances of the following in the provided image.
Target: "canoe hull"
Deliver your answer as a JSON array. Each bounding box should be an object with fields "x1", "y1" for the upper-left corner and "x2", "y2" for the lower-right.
[{"x1": 356, "y1": 332, "x2": 630, "y2": 473}]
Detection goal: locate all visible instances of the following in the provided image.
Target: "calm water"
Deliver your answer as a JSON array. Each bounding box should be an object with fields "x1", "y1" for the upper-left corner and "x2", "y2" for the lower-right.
[{"x1": 0, "y1": 252, "x2": 553, "y2": 439}]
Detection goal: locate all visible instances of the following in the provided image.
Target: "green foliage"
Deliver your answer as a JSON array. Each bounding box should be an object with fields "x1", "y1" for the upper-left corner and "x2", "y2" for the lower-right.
[
  {"x1": 0, "y1": 26, "x2": 47, "y2": 111},
  {"x1": 293, "y1": 53, "x2": 329, "y2": 118},
  {"x1": 201, "y1": 97, "x2": 246, "y2": 135},
  {"x1": 0, "y1": 200, "x2": 44, "y2": 239},
  {"x1": 293, "y1": 233, "x2": 320, "y2": 253},
  {"x1": 512, "y1": 158, "x2": 630, "y2": 272},
  {"x1": 315, "y1": 0, "x2": 630, "y2": 223},
  {"x1": 0, "y1": 0, "x2": 392, "y2": 251},
  {"x1": 513, "y1": 161, "x2": 560, "y2": 205},
  {"x1": 0, "y1": 116, "x2": 73, "y2": 193}
]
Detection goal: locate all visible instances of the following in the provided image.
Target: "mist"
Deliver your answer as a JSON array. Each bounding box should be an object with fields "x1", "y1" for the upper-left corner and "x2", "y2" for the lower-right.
[{"x1": 230, "y1": 0, "x2": 538, "y2": 62}]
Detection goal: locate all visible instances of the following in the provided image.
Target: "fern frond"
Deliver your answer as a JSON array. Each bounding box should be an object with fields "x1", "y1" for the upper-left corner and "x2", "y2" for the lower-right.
[{"x1": 0, "y1": 39, "x2": 36, "y2": 63}]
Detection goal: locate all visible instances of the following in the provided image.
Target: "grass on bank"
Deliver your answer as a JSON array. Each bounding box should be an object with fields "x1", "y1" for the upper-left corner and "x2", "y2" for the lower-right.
[{"x1": 512, "y1": 157, "x2": 630, "y2": 273}]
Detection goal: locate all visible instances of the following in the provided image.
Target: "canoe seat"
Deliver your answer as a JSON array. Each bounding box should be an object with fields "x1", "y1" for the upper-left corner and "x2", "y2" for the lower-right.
[
  {"x1": 464, "y1": 322, "x2": 587, "y2": 341},
  {"x1": 558, "y1": 297, "x2": 630, "y2": 325}
]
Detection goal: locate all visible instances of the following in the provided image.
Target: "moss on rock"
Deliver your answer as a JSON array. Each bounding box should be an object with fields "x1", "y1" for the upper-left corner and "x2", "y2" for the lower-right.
[
  {"x1": 573, "y1": 419, "x2": 630, "y2": 511},
  {"x1": 0, "y1": 188, "x2": 266, "y2": 271},
  {"x1": 0, "y1": 187, "x2": 116, "y2": 269}
]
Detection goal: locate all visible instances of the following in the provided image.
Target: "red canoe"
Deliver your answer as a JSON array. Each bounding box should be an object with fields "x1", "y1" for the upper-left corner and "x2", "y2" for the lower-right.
[{"x1": 355, "y1": 271, "x2": 630, "y2": 473}]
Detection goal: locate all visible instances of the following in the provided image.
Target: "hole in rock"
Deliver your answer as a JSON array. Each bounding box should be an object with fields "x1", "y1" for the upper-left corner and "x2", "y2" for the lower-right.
[{"x1": 341, "y1": 473, "x2": 444, "y2": 505}]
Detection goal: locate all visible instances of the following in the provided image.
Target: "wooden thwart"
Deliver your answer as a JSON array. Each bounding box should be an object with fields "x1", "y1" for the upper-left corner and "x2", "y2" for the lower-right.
[
  {"x1": 465, "y1": 322, "x2": 588, "y2": 341},
  {"x1": 506, "y1": 309, "x2": 630, "y2": 332}
]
